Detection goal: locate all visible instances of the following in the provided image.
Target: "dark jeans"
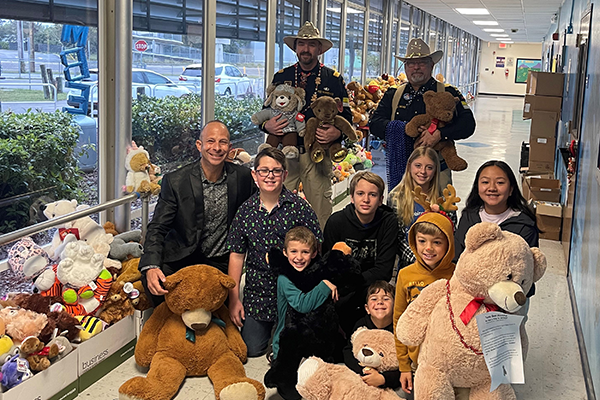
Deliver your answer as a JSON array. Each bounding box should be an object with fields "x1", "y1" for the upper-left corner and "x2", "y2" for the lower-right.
[
  {"x1": 141, "y1": 249, "x2": 229, "y2": 307},
  {"x1": 241, "y1": 315, "x2": 274, "y2": 357}
]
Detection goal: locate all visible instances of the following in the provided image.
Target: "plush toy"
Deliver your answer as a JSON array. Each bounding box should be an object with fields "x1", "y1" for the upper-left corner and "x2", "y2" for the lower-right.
[
  {"x1": 0, "y1": 307, "x2": 48, "y2": 343},
  {"x1": 0, "y1": 320, "x2": 17, "y2": 367},
  {"x1": 114, "y1": 258, "x2": 142, "y2": 283},
  {"x1": 19, "y1": 336, "x2": 59, "y2": 371},
  {"x1": 227, "y1": 148, "x2": 252, "y2": 165},
  {"x1": 125, "y1": 141, "x2": 161, "y2": 195},
  {"x1": 47, "y1": 335, "x2": 74, "y2": 361},
  {"x1": 148, "y1": 163, "x2": 162, "y2": 186},
  {"x1": 119, "y1": 265, "x2": 266, "y2": 400},
  {"x1": 252, "y1": 83, "x2": 306, "y2": 159},
  {"x1": 304, "y1": 96, "x2": 359, "y2": 163},
  {"x1": 396, "y1": 222, "x2": 547, "y2": 400},
  {"x1": 7, "y1": 237, "x2": 56, "y2": 293},
  {"x1": 99, "y1": 281, "x2": 136, "y2": 325},
  {"x1": 103, "y1": 221, "x2": 120, "y2": 236},
  {"x1": 130, "y1": 281, "x2": 152, "y2": 311},
  {"x1": 109, "y1": 231, "x2": 143, "y2": 261},
  {"x1": 296, "y1": 328, "x2": 401, "y2": 400},
  {"x1": 404, "y1": 91, "x2": 468, "y2": 171},
  {"x1": 42, "y1": 199, "x2": 82, "y2": 260},
  {"x1": 75, "y1": 316, "x2": 107, "y2": 341},
  {"x1": 1, "y1": 354, "x2": 32, "y2": 390},
  {"x1": 264, "y1": 243, "x2": 364, "y2": 399}
]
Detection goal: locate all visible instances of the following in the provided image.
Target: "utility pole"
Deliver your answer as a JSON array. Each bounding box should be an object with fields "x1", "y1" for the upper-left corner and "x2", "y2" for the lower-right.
[
  {"x1": 16, "y1": 21, "x2": 26, "y2": 74},
  {"x1": 29, "y1": 22, "x2": 36, "y2": 73}
]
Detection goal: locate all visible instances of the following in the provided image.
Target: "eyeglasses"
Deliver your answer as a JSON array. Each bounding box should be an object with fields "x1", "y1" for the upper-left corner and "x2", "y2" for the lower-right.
[
  {"x1": 405, "y1": 60, "x2": 430, "y2": 68},
  {"x1": 255, "y1": 168, "x2": 285, "y2": 177}
]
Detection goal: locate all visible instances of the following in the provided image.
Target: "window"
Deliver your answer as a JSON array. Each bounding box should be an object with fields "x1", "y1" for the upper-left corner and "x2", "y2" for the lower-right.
[
  {"x1": 144, "y1": 71, "x2": 171, "y2": 85},
  {"x1": 367, "y1": 13, "x2": 383, "y2": 80},
  {"x1": 325, "y1": 0, "x2": 342, "y2": 71},
  {"x1": 345, "y1": 7, "x2": 365, "y2": 82}
]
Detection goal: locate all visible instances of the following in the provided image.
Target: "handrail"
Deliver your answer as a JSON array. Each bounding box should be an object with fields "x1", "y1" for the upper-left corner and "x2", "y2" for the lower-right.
[
  {"x1": 0, "y1": 82, "x2": 58, "y2": 105},
  {"x1": 0, "y1": 193, "x2": 139, "y2": 246}
]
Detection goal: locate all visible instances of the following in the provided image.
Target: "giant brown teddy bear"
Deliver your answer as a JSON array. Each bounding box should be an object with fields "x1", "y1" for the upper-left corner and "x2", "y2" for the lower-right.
[
  {"x1": 405, "y1": 90, "x2": 468, "y2": 171},
  {"x1": 119, "y1": 265, "x2": 265, "y2": 400}
]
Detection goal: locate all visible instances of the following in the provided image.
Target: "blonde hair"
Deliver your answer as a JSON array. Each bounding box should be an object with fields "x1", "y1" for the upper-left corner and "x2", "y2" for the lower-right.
[
  {"x1": 284, "y1": 226, "x2": 317, "y2": 253},
  {"x1": 350, "y1": 171, "x2": 385, "y2": 197},
  {"x1": 394, "y1": 147, "x2": 442, "y2": 226}
]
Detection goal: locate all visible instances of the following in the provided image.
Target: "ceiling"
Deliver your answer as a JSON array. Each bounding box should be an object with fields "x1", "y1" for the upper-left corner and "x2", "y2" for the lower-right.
[{"x1": 406, "y1": 0, "x2": 563, "y2": 43}]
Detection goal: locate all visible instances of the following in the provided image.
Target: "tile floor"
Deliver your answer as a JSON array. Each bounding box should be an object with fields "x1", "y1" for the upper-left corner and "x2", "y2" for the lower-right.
[{"x1": 78, "y1": 96, "x2": 589, "y2": 399}]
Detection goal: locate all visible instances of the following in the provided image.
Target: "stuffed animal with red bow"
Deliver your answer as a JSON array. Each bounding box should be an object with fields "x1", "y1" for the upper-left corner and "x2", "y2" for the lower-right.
[
  {"x1": 404, "y1": 90, "x2": 467, "y2": 171},
  {"x1": 396, "y1": 222, "x2": 546, "y2": 400}
]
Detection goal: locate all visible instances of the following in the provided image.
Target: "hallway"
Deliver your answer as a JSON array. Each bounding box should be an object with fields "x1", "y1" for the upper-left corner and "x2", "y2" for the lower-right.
[{"x1": 79, "y1": 96, "x2": 589, "y2": 399}]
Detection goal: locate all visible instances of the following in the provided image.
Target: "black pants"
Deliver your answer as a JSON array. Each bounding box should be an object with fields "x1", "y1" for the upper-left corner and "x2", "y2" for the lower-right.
[{"x1": 141, "y1": 248, "x2": 229, "y2": 307}]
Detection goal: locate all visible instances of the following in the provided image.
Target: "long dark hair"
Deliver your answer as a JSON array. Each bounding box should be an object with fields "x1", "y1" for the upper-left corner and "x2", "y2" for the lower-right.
[{"x1": 465, "y1": 160, "x2": 536, "y2": 221}]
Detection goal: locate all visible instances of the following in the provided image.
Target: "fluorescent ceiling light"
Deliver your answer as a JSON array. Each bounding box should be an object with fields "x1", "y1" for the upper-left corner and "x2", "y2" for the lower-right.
[
  {"x1": 483, "y1": 28, "x2": 505, "y2": 32},
  {"x1": 490, "y1": 34, "x2": 509, "y2": 37},
  {"x1": 473, "y1": 21, "x2": 499, "y2": 26},
  {"x1": 501, "y1": 41, "x2": 514, "y2": 43},
  {"x1": 455, "y1": 8, "x2": 489, "y2": 15},
  {"x1": 496, "y1": 38, "x2": 510, "y2": 40}
]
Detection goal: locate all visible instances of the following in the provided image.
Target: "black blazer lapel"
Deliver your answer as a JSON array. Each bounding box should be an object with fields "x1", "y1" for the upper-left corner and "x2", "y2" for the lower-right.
[
  {"x1": 226, "y1": 163, "x2": 238, "y2": 226},
  {"x1": 190, "y1": 162, "x2": 204, "y2": 237}
]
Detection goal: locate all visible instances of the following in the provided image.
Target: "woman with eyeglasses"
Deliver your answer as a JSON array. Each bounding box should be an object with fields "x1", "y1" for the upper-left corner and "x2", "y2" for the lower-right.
[{"x1": 226, "y1": 147, "x2": 322, "y2": 359}]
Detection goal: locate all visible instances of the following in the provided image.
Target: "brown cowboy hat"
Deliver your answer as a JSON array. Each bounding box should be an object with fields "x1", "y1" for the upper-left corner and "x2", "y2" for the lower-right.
[
  {"x1": 395, "y1": 38, "x2": 443, "y2": 64},
  {"x1": 283, "y1": 21, "x2": 333, "y2": 55}
]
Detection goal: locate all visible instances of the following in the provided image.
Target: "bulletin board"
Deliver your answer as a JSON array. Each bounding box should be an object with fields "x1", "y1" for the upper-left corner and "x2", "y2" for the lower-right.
[{"x1": 515, "y1": 58, "x2": 542, "y2": 83}]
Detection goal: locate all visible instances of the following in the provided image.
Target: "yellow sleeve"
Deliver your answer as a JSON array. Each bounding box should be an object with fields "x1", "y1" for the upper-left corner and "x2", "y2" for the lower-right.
[{"x1": 393, "y1": 273, "x2": 412, "y2": 372}]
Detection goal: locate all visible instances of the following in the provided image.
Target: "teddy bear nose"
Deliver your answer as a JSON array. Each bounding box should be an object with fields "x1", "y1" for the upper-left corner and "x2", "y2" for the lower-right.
[
  {"x1": 191, "y1": 322, "x2": 208, "y2": 331},
  {"x1": 362, "y1": 348, "x2": 373, "y2": 357},
  {"x1": 514, "y1": 292, "x2": 526, "y2": 306}
]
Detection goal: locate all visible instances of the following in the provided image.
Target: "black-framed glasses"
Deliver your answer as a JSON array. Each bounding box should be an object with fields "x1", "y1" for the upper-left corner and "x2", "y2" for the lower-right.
[{"x1": 255, "y1": 168, "x2": 285, "y2": 177}]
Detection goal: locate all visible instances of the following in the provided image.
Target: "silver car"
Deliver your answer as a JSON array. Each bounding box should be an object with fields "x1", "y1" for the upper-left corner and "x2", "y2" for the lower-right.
[{"x1": 179, "y1": 63, "x2": 253, "y2": 97}]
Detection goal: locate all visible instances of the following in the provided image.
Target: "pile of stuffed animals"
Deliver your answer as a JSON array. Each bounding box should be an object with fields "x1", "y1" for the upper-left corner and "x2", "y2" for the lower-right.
[
  {"x1": 332, "y1": 144, "x2": 374, "y2": 183},
  {"x1": 1, "y1": 199, "x2": 153, "y2": 392}
]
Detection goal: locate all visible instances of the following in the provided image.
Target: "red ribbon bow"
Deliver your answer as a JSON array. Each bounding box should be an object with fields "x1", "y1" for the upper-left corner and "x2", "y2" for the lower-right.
[
  {"x1": 427, "y1": 118, "x2": 440, "y2": 134},
  {"x1": 34, "y1": 346, "x2": 51, "y2": 357},
  {"x1": 58, "y1": 228, "x2": 80, "y2": 241},
  {"x1": 459, "y1": 298, "x2": 500, "y2": 325}
]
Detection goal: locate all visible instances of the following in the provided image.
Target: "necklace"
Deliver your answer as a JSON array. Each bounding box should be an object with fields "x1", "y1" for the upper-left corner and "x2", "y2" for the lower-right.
[
  {"x1": 294, "y1": 62, "x2": 322, "y2": 105},
  {"x1": 445, "y1": 280, "x2": 483, "y2": 355}
]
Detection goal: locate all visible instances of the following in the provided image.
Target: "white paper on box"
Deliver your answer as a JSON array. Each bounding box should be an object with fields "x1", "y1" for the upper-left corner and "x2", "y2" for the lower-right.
[
  {"x1": 524, "y1": 104, "x2": 531, "y2": 113},
  {"x1": 536, "y1": 138, "x2": 547, "y2": 144},
  {"x1": 476, "y1": 312, "x2": 525, "y2": 392}
]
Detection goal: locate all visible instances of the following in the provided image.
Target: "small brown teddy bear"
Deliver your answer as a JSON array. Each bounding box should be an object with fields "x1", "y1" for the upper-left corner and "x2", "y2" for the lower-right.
[
  {"x1": 118, "y1": 265, "x2": 266, "y2": 400},
  {"x1": 98, "y1": 280, "x2": 136, "y2": 325},
  {"x1": 304, "y1": 96, "x2": 359, "y2": 163},
  {"x1": 405, "y1": 91, "x2": 468, "y2": 172},
  {"x1": 296, "y1": 328, "x2": 400, "y2": 400},
  {"x1": 252, "y1": 83, "x2": 306, "y2": 159},
  {"x1": 19, "y1": 336, "x2": 59, "y2": 371},
  {"x1": 396, "y1": 222, "x2": 547, "y2": 400}
]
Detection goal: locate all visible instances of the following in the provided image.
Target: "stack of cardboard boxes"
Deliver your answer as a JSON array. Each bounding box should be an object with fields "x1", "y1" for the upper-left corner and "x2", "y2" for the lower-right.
[{"x1": 522, "y1": 71, "x2": 565, "y2": 241}]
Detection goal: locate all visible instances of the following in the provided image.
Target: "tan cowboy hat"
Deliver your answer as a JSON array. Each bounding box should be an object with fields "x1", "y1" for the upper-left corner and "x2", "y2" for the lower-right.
[
  {"x1": 396, "y1": 38, "x2": 443, "y2": 64},
  {"x1": 283, "y1": 21, "x2": 333, "y2": 54}
]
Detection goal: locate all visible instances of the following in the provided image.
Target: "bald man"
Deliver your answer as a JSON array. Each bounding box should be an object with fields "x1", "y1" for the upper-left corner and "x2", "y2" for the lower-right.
[{"x1": 140, "y1": 121, "x2": 257, "y2": 306}]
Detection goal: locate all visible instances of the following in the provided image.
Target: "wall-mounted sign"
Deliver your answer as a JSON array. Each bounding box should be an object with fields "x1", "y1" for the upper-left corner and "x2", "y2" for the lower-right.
[
  {"x1": 507, "y1": 57, "x2": 514, "y2": 67},
  {"x1": 496, "y1": 56, "x2": 505, "y2": 68}
]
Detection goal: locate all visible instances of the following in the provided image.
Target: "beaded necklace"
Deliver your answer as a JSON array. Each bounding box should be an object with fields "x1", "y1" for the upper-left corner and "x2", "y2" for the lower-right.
[
  {"x1": 294, "y1": 62, "x2": 323, "y2": 105},
  {"x1": 445, "y1": 280, "x2": 483, "y2": 355}
]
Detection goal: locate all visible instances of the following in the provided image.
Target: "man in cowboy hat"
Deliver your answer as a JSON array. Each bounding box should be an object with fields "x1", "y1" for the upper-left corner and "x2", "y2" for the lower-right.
[
  {"x1": 261, "y1": 21, "x2": 353, "y2": 229},
  {"x1": 370, "y1": 38, "x2": 476, "y2": 190}
]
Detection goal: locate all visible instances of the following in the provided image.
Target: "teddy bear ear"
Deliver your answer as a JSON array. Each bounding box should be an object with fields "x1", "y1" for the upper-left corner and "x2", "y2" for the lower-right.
[
  {"x1": 464, "y1": 222, "x2": 503, "y2": 252},
  {"x1": 219, "y1": 274, "x2": 236, "y2": 290},
  {"x1": 163, "y1": 273, "x2": 184, "y2": 291},
  {"x1": 530, "y1": 247, "x2": 547, "y2": 282},
  {"x1": 350, "y1": 326, "x2": 368, "y2": 343},
  {"x1": 423, "y1": 91, "x2": 435, "y2": 100}
]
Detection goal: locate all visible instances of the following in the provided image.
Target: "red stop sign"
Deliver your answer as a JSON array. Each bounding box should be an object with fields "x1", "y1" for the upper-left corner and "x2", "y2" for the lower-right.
[{"x1": 135, "y1": 40, "x2": 148, "y2": 52}]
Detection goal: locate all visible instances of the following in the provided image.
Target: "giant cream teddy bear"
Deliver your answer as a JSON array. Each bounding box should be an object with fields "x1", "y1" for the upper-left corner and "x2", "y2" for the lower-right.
[{"x1": 396, "y1": 222, "x2": 547, "y2": 400}]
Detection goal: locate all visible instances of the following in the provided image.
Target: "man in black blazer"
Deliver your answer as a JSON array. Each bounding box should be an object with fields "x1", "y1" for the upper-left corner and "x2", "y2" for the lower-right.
[{"x1": 140, "y1": 120, "x2": 256, "y2": 306}]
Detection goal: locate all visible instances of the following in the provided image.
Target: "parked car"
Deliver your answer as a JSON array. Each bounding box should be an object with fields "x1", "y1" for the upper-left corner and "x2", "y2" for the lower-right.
[
  {"x1": 67, "y1": 68, "x2": 191, "y2": 113},
  {"x1": 178, "y1": 63, "x2": 253, "y2": 97}
]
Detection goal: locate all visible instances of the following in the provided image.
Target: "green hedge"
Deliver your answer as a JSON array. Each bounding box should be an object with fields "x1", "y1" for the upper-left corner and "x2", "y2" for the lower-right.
[
  {"x1": 0, "y1": 110, "x2": 83, "y2": 233},
  {"x1": 132, "y1": 94, "x2": 263, "y2": 166}
]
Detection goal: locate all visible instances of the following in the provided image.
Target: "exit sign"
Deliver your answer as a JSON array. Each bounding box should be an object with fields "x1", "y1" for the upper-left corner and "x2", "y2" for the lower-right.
[{"x1": 498, "y1": 43, "x2": 507, "y2": 49}]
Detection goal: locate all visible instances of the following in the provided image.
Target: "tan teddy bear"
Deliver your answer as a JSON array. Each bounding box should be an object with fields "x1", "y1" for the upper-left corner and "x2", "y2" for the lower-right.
[
  {"x1": 296, "y1": 328, "x2": 400, "y2": 400},
  {"x1": 304, "y1": 96, "x2": 358, "y2": 163},
  {"x1": 252, "y1": 83, "x2": 306, "y2": 159},
  {"x1": 119, "y1": 265, "x2": 265, "y2": 400},
  {"x1": 396, "y1": 222, "x2": 547, "y2": 400},
  {"x1": 404, "y1": 90, "x2": 468, "y2": 171},
  {"x1": 125, "y1": 141, "x2": 161, "y2": 195}
]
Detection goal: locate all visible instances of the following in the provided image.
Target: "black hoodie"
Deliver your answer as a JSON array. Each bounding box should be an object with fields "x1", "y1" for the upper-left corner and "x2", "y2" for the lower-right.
[{"x1": 323, "y1": 204, "x2": 399, "y2": 285}]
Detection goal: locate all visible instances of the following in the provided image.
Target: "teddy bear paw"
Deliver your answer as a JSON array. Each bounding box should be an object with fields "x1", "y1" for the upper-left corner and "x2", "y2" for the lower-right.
[
  {"x1": 219, "y1": 382, "x2": 258, "y2": 400},
  {"x1": 297, "y1": 357, "x2": 321, "y2": 387}
]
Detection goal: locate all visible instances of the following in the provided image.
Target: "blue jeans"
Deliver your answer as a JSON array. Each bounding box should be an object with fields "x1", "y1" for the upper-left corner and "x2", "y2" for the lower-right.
[{"x1": 241, "y1": 315, "x2": 274, "y2": 357}]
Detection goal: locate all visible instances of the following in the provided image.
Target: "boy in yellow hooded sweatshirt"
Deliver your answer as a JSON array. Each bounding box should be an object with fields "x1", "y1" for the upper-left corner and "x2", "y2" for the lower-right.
[{"x1": 393, "y1": 210, "x2": 456, "y2": 396}]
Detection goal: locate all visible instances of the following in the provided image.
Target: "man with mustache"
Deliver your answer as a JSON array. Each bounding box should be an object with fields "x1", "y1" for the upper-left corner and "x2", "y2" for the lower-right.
[
  {"x1": 139, "y1": 120, "x2": 256, "y2": 306},
  {"x1": 261, "y1": 22, "x2": 353, "y2": 229},
  {"x1": 370, "y1": 38, "x2": 476, "y2": 190}
]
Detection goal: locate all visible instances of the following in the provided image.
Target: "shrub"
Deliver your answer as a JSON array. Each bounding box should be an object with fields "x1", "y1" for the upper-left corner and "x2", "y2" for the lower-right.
[
  {"x1": 0, "y1": 110, "x2": 83, "y2": 234},
  {"x1": 131, "y1": 94, "x2": 262, "y2": 168}
]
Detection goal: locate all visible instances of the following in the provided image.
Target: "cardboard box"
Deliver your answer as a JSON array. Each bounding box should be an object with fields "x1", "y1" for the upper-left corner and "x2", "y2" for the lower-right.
[
  {"x1": 523, "y1": 95, "x2": 562, "y2": 119},
  {"x1": 526, "y1": 71, "x2": 565, "y2": 97},
  {"x1": 530, "y1": 111, "x2": 559, "y2": 140},
  {"x1": 529, "y1": 136, "x2": 556, "y2": 164},
  {"x1": 77, "y1": 315, "x2": 136, "y2": 392},
  {"x1": 331, "y1": 179, "x2": 349, "y2": 206},
  {"x1": 535, "y1": 201, "x2": 562, "y2": 241},
  {"x1": 522, "y1": 176, "x2": 561, "y2": 203},
  {"x1": 528, "y1": 159, "x2": 554, "y2": 174},
  {"x1": 0, "y1": 350, "x2": 79, "y2": 400},
  {"x1": 134, "y1": 308, "x2": 154, "y2": 337}
]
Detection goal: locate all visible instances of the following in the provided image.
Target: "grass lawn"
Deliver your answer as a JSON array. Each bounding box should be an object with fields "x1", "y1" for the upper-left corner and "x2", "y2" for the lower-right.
[{"x1": 0, "y1": 88, "x2": 68, "y2": 102}]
